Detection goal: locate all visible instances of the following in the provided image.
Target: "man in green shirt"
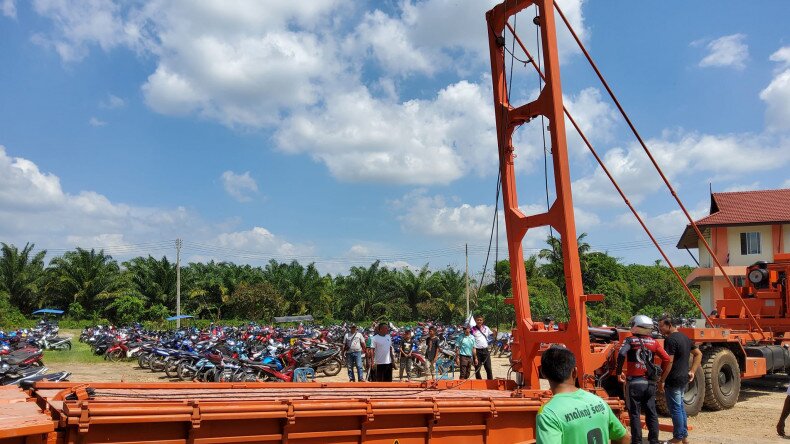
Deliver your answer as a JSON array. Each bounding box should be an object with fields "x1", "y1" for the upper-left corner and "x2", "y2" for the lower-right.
[
  {"x1": 455, "y1": 326, "x2": 477, "y2": 379},
  {"x1": 537, "y1": 347, "x2": 629, "y2": 444}
]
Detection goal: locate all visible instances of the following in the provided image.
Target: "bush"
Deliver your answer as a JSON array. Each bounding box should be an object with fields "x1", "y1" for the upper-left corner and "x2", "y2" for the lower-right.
[
  {"x1": 104, "y1": 294, "x2": 147, "y2": 326},
  {"x1": 67, "y1": 302, "x2": 86, "y2": 320},
  {"x1": 0, "y1": 297, "x2": 33, "y2": 329}
]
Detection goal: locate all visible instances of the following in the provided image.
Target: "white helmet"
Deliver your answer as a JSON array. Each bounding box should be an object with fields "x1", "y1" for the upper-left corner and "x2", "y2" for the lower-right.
[{"x1": 630, "y1": 314, "x2": 653, "y2": 331}]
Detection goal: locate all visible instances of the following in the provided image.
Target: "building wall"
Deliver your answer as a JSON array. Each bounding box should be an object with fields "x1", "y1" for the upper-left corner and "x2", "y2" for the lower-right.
[
  {"x1": 698, "y1": 233, "x2": 711, "y2": 267},
  {"x1": 726, "y1": 224, "x2": 774, "y2": 265},
  {"x1": 699, "y1": 280, "x2": 712, "y2": 314},
  {"x1": 784, "y1": 224, "x2": 790, "y2": 252}
]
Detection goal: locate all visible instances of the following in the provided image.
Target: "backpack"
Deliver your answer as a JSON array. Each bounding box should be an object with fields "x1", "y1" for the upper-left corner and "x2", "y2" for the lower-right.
[{"x1": 636, "y1": 337, "x2": 662, "y2": 382}]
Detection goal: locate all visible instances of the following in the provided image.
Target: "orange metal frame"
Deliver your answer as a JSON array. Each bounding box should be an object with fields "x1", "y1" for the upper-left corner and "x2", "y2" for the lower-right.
[{"x1": 487, "y1": 0, "x2": 607, "y2": 390}]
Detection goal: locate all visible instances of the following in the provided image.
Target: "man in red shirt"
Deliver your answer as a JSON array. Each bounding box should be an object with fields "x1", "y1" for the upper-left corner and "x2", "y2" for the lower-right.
[{"x1": 616, "y1": 315, "x2": 671, "y2": 444}]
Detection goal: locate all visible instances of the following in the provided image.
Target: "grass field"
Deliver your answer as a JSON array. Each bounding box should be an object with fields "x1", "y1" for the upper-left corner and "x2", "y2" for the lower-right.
[{"x1": 42, "y1": 329, "x2": 104, "y2": 365}]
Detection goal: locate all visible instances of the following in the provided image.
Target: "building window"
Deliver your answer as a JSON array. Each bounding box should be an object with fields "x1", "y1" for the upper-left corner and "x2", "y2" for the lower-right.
[{"x1": 740, "y1": 232, "x2": 761, "y2": 255}]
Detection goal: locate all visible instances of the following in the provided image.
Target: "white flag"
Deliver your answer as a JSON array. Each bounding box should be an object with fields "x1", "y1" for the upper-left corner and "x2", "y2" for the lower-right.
[{"x1": 466, "y1": 313, "x2": 475, "y2": 328}]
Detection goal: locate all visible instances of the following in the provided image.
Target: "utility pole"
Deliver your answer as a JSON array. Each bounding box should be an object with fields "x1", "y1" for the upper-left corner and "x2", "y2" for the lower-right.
[
  {"x1": 176, "y1": 238, "x2": 182, "y2": 329},
  {"x1": 465, "y1": 243, "x2": 470, "y2": 318}
]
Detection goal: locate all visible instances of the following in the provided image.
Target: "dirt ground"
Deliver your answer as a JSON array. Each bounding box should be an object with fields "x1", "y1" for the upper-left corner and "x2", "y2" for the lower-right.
[{"x1": 45, "y1": 353, "x2": 789, "y2": 444}]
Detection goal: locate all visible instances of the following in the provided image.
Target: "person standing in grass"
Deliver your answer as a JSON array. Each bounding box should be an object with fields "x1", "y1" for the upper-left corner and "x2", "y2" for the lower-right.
[
  {"x1": 455, "y1": 326, "x2": 477, "y2": 379},
  {"x1": 537, "y1": 346, "x2": 629, "y2": 444}
]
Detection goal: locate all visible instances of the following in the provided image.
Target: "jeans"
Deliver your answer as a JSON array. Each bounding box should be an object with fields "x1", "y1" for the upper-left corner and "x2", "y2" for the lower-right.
[
  {"x1": 346, "y1": 351, "x2": 363, "y2": 381},
  {"x1": 665, "y1": 386, "x2": 688, "y2": 440},
  {"x1": 626, "y1": 378, "x2": 659, "y2": 444}
]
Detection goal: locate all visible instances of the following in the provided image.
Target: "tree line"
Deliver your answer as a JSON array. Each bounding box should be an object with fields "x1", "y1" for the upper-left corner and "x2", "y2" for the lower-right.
[{"x1": 0, "y1": 235, "x2": 699, "y2": 327}]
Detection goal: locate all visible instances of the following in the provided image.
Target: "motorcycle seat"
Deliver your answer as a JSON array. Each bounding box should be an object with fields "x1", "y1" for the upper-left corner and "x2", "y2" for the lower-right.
[{"x1": 314, "y1": 350, "x2": 336, "y2": 359}]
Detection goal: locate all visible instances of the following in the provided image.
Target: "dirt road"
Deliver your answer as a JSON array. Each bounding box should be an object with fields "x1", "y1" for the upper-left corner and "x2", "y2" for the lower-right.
[{"x1": 45, "y1": 355, "x2": 786, "y2": 443}]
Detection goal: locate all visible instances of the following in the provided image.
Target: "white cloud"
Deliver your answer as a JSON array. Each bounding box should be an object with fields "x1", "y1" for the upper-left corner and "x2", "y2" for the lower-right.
[
  {"x1": 0, "y1": 145, "x2": 312, "y2": 264},
  {"x1": 2, "y1": 0, "x2": 16, "y2": 18},
  {"x1": 348, "y1": 244, "x2": 371, "y2": 257},
  {"x1": 572, "y1": 131, "x2": 790, "y2": 207},
  {"x1": 615, "y1": 202, "x2": 707, "y2": 239},
  {"x1": 698, "y1": 34, "x2": 748, "y2": 70},
  {"x1": 276, "y1": 80, "x2": 494, "y2": 185},
  {"x1": 760, "y1": 46, "x2": 790, "y2": 132},
  {"x1": 100, "y1": 94, "x2": 125, "y2": 109},
  {"x1": 220, "y1": 170, "x2": 258, "y2": 202},
  {"x1": 392, "y1": 189, "x2": 551, "y2": 251},
  {"x1": 0, "y1": 145, "x2": 192, "y2": 249},
  {"x1": 28, "y1": 0, "x2": 593, "y2": 186},
  {"x1": 563, "y1": 87, "x2": 619, "y2": 156},
  {"x1": 30, "y1": 0, "x2": 142, "y2": 62},
  {"x1": 783, "y1": 179, "x2": 790, "y2": 188},
  {"x1": 723, "y1": 182, "x2": 760, "y2": 192},
  {"x1": 88, "y1": 116, "x2": 106, "y2": 126},
  {"x1": 351, "y1": 0, "x2": 588, "y2": 77},
  {"x1": 382, "y1": 260, "x2": 412, "y2": 270},
  {"x1": 213, "y1": 226, "x2": 313, "y2": 258}
]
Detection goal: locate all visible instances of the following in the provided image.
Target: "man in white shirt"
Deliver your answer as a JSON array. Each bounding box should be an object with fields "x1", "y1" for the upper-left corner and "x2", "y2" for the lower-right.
[
  {"x1": 370, "y1": 322, "x2": 395, "y2": 382},
  {"x1": 342, "y1": 324, "x2": 366, "y2": 382},
  {"x1": 471, "y1": 315, "x2": 493, "y2": 380}
]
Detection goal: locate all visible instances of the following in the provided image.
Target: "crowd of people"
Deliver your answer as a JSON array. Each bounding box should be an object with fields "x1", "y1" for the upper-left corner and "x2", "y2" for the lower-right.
[
  {"x1": 536, "y1": 314, "x2": 700, "y2": 444},
  {"x1": 342, "y1": 315, "x2": 501, "y2": 383}
]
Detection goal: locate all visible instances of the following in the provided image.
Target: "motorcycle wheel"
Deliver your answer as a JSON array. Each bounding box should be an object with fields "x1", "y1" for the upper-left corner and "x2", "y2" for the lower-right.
[
  {"x1": 409, "y1": 361, "x2": 425, "y2": 379},
  {"x1": 214, "y1": 368, "x2": 234, "y2": 383},
  {"x1": 321, "y1": 357, "x2": 342, "y2": 376},
  {"x1": 196, "y1": 367, "x2": 211, "y2": 382},
  {"x1": 177, "y1": 362, "x2": 195, "y2": 381},
  {"x1": 150, "y1": 356, "x2": 166, "y2": 372},
  {"x1": 138, "y1": 353, "x2": 150, "y2": 369},
  {"x1": 243, "y1": 372, "x2": 260, "y2": 382},
  {"x1": 165, "y1": 360, "x2": 179, "y2": 378},
  {"x1": 108, "y1": 349, "x2": 123, "y2": 362}
]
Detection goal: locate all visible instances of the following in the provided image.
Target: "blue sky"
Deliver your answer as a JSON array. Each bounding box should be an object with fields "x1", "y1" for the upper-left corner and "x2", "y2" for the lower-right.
[{"x1": 0, "y1": 0, "x2": 788, "y2": 276}]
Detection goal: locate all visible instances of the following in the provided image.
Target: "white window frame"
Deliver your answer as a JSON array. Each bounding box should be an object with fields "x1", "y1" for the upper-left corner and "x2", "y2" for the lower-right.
[{"x1": 740, "y1": 232, "x2": 761, "y2": 255}]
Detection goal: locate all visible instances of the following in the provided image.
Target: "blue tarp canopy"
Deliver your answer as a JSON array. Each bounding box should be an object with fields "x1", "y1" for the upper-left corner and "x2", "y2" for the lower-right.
[
  {"x1": 32, "y1": 309, "x2": 64, "y2": 315},
  {"x1": 166, "y1": 315, "x2": 194, "y2": 321}
]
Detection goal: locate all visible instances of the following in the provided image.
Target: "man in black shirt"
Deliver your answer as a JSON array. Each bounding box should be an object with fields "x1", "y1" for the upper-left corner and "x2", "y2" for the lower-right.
[
  {"x1": 424, "y1": 327, "x2": 440, "y2": 379},
  {"x1": 658, "y1": 316, "x2": 702, "y2": 444}
]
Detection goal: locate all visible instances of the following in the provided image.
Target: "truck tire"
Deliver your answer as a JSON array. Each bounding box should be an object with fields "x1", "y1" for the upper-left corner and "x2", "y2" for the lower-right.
[
  {"x1": 702, "y1": 347, "x2": 740, "y2": 411},
  {"x1": 656, "y1": 365, "x2": 704, "y2": 417}
]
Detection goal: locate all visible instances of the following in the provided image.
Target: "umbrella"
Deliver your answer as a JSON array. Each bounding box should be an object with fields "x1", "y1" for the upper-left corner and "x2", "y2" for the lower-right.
[
  {"x1": 165, "y1": 315, "x2": 194, "y2": 321},
  {"x1": 32, "y1": 309, "x2": 65, "y2": 315}
]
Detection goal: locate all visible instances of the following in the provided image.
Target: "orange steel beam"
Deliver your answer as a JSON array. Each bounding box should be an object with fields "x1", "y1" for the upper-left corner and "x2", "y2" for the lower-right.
[
  {"x1": 487, "y1": 0, "x2": 596, "y2": 389},
  {"x1": 553, "y1": 3, "x2": 765, "y2": 338},
  {"x1": 502, "y1": 21, "x2": 715, "y2": 329}
]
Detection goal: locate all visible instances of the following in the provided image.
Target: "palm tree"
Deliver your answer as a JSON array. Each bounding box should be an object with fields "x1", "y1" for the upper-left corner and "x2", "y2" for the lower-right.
[
  {"x1": 339, "y1": 261, "x2": 391, "y2": 321},
  {"x1": 0, "y1": 243, "x2": 47, "y2": 313},
  {"x1": 45, "y1": 248, "x2": 125, "y2": 312},
  {"x1": 390, "y1": 265, "x2": 437, "y2": 319},
  {"x1": 262, "y1": 260, "x2": 327, "y2": 316},
  {"x1": 538, "y1": 233, "x2": 591, "y2": 292},
  {"x1": 431, "y1": 267, "x2": 468, "y2": 323},
  {"x1": 123, "y1": 256, "x2": 177, "y2": 306}
]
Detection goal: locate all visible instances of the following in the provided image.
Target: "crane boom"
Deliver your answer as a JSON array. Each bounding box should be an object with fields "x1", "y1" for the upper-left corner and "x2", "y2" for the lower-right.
[{"x1": 486, "y1": 0, "x2": 609, "y2": 389}]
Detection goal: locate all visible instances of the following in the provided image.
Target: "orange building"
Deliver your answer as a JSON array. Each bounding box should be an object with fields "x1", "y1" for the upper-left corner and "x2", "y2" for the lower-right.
[{"x1": 677, "y1": 188, "x2": 790, "y2": 314}]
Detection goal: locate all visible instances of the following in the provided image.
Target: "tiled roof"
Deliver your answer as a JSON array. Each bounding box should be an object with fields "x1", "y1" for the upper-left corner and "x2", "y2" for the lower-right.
[{"x1": 677, "y1": 188, "x2": 790, "y2": 249}]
